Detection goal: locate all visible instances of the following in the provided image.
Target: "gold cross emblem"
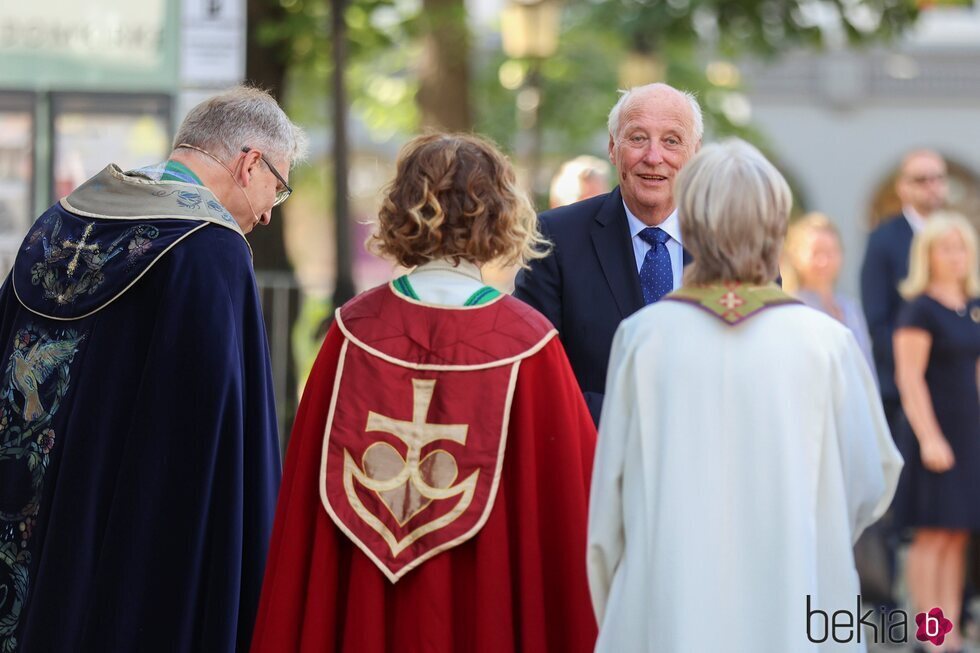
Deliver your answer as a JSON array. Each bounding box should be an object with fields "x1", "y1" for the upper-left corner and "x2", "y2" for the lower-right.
[
  {"x1": 343, "y1": 378, "x2": 479, "y2": 556},
  {"x1": 365, "y1": 378, "x2": 469, "y2": 456},
  {"x1": 62, "y1": 223, "x2": 100, "y2": 277}
]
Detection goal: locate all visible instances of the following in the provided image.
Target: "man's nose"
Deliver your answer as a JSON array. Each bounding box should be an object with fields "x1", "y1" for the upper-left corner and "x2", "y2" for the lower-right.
[{"x1": 642, "y1": 142, "x2": 665, "y2": 165}]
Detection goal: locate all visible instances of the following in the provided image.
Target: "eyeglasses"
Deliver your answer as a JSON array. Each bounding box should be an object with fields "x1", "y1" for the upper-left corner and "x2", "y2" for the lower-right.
[
  {"x1": 906, "y1": 173, "x2": 947, "y2": 185},
  {"x1": 242, "y1": 146, "x2": 293, "y2": 206}
]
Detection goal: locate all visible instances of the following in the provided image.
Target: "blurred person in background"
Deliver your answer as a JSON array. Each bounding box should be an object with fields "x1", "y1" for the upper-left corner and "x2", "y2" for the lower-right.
[
  {"x1": 250, "y1": 133, "x2": 598, "y2": 653},
  {"x1": 0, "y1": 86, "x2": 303, "y2": 651},
  {"x1": 862, "y1": 149, "x2": 948, "y2": 438},
  {"x1": 893, "y1": 214, "x2": 980, "y2": 653},
  {"x1": 482, "y1": 154, "x2": 611, "y2": 292},
  {"x1": 784, "y1": 213, "x2": 875, "y2": 376},
  {"x1": 784, "y1": 213, "x2": 897, "y2": 613},
  {"x1": 588, "y1": 139, "x2": 901, "y2": 652},
  {"x1": 549, "y1": 155, "x2": 612, "y2": 208}
]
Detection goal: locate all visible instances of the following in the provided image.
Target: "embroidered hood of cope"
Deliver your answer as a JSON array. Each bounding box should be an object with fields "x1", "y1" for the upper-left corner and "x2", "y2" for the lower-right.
[{"x1": 11, "y1": 165, "x2": 248, "y2": 321}]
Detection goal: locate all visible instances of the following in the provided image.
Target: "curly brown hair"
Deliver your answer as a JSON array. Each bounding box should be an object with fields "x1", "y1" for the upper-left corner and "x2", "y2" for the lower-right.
[{"x1": 369, "y1": 133, "x2": 550, "y2": 268}]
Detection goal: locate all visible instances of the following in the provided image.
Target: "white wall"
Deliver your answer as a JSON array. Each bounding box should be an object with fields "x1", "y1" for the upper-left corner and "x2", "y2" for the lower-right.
[{"x1": 749, "y1": 98, "x2": 980, "y2": 299}]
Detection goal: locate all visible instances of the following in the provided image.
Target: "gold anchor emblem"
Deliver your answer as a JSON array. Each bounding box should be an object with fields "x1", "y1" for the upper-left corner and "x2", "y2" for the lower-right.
[{"x1": 343, "y1": 378, "x2": 478, "y2": 556}]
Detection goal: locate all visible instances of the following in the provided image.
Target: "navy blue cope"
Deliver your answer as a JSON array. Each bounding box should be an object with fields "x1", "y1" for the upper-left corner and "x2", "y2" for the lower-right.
[{"x1": 0, "y1": 200, "x2": 281, "y2": 652}]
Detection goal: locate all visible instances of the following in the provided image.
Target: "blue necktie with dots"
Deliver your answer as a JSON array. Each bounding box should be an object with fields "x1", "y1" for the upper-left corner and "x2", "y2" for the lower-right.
[{"x1": 638, "y1": 227, "x2": 673, "y2": 305}]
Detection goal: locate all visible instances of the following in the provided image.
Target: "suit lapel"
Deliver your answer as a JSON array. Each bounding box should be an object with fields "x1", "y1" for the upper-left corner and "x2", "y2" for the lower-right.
[{"x1": 591, "y1": 188, "x2": 644, "y2": 318}]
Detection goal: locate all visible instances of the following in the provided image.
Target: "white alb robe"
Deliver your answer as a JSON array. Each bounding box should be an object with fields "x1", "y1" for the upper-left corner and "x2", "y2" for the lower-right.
[{"x1": 587, "y1": 300, "x2": 903, "y2": 653}]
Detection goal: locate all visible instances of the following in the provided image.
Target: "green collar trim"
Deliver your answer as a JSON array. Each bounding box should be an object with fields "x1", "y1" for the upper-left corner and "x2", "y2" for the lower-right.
[
  {"x1": 392, "y1": 275, "x2": 420, "y2": 300},
  {"x1": 392, "y1": 275, "x2": 500, "y2": 306},
  {"x1": 663, "y1": 283, "x2": 800, "y2": 326},
  {"x1": 161, "y1": 159, "x2": 203, "y2": 185},
  {"x1": 463, "y1": 286, "x2": 501, "y2": 306}
]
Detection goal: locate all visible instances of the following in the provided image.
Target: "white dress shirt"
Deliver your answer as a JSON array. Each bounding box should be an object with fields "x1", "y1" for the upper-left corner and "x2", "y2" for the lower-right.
[
  {"x1": 623, "y1": 203, "x2": 684, "y2": 291},
  {"x1": 903, "y1": 205, "x2": 927, "y2": 234}
]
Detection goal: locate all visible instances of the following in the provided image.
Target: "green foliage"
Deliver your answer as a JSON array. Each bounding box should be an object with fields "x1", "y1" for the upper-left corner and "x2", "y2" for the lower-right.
[
  {"x1": 291, "y1": 294, "x2": 333, "y2": 387},
  {"x1": 265, "y1": 0, "x2": 420, "y2": 142},
  {"x1": 259, "y1": 0, "x2": 920, "y2": 160},
  {"x1": 257, "y1": 0, "x2": 418, "y2": 69},
  {"x1": 575, "y1": 0, "x2": 918, "y2": 58}
]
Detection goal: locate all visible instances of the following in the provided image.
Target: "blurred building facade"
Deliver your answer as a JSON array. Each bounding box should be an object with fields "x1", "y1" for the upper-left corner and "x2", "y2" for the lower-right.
[
  {"x1": 0, "y1": 0, "x2": 246, "y2": 271},
  {"x1": 742, "y1": 4, "x2": 980, "y2": 297}
]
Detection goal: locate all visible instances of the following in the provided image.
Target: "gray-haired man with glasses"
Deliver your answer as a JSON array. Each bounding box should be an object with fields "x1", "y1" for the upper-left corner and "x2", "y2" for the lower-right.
[{"x1": 0, "y1": 85, "x2": 305, "y2": 652}]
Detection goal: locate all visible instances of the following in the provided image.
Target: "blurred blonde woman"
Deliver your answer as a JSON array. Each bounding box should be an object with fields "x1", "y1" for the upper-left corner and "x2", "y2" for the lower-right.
[
  {"x1": 783, "y1": 213, "x2": 876, "y2": 377},
  {"x1": 894, "y1": 213, "x2": 980, "y2": 653}
]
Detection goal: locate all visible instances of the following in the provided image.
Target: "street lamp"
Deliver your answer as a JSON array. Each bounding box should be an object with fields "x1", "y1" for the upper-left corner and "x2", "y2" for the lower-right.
[
  {"x1": 619, "y1": 51, "x2": 666, "y2": 88},
  {"x1": 500, "y1": 0, "x2": 560, "y2": 199},
  {"x1": 501, "y1": 0, "x2": 560, "y2": 59}
]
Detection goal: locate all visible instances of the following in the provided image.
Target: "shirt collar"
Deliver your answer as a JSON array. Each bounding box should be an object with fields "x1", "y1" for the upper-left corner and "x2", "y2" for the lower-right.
[
  {"x1": 623, "y1": 201, "x2": 682, "y2": 244},
  {"x1": 413, "y1": 258, "x2": 484, "y2": 283},
  {"x1": 903, "y1": 205, "x2": 927, "y2": 233}
]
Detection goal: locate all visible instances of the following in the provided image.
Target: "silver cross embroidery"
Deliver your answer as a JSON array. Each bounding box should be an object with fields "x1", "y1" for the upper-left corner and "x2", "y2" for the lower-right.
[{"x1": 62, "y1": 223, "x2": 100, "y2": 277}]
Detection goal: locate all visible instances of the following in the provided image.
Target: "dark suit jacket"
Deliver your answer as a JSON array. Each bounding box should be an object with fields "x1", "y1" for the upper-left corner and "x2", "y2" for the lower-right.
[
  {"x1": 513, "y1": 188, "x2": 691, "y2": 423},
  {"x1": 860, "y1": 213, "x2": 914, "y2": 402}
]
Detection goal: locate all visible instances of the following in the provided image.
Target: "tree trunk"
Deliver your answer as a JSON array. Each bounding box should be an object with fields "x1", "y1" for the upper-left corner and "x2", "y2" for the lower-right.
[
  {"x1": 332, "y1": 0, "x2": 356, "y2": 307},
  {"x1": 417, "y1": 0, "x2": 472, "y2": 131},
  {"x1": 246, "y1": 0, "x2": 292, "y2": 272},
  {"x1": 245, "y1": 0, "x2": 300, "y2": 449}
]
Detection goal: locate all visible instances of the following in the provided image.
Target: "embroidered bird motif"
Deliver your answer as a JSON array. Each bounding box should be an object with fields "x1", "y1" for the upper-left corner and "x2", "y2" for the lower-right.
[{"x1": 11, "y1": 335, "x2": 83, "y2": 422}]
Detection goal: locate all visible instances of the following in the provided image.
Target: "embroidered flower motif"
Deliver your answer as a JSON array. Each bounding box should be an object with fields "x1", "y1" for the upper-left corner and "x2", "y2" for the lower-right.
[
  {"x1": 128, "y1": 236, "x2": 152, "y2": 259},
  {"x1": 915, "y1": 607, "x2": 954, "y2": 646},
  {"x1": 14, "y1": 331, "x2": 32, "y2": 350},
  {"x1": 18, "y1": 517, "x2": 34, "y2": 543},
  {"x1": 37, "y1": 429, "x2": 55, "y2": 454}
]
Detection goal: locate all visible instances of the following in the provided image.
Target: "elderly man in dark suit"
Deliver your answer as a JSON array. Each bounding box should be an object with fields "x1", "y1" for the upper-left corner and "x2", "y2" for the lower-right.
[
  {"x1": 861, "y1": 149, "x2": 948, "y2": 431},
  {"x1": 514, "y1": 83, "x2": 702, "y2": 422}
]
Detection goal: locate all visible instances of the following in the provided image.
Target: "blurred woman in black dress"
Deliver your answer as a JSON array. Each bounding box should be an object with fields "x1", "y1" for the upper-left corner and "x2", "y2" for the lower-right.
[{"x1": 894, "y1": 213, "x2": 980, "y2": 653}]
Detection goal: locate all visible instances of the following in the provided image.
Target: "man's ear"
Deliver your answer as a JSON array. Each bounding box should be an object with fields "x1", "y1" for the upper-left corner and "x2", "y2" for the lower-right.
[
  {"x1": 240, "y1": 149, "x2": 262, "y2": 186},
  {"x1": 608, "y1": 135, "x2": 616, "y2": 165}
]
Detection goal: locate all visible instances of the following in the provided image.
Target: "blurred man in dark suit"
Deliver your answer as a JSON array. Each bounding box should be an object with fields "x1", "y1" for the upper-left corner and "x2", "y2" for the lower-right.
[{"x1": 862, "y1": 149, "x2": 948, "y2": 432}]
